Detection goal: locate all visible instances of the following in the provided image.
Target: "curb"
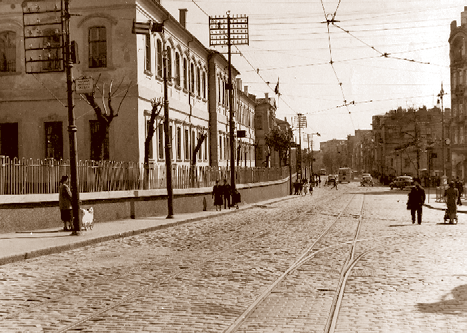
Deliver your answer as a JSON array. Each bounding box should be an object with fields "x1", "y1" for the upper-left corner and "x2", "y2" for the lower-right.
[{"x1": 0, "y1": 196, "x2": 295, "y2": 266}]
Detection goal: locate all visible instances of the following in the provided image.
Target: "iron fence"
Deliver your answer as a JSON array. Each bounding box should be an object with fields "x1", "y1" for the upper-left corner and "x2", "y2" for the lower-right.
[{"x1": 0, "y1": 156, "x2": 289, "y2": 195}]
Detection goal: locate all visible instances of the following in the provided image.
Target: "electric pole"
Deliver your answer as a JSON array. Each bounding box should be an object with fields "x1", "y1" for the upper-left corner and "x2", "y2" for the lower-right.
[
  {"x1": 209, "y1": 12, "x2": 249, "y2": 191},
  {"x1": 23, "y1": 0, "x2": 81, "y2": 234}
]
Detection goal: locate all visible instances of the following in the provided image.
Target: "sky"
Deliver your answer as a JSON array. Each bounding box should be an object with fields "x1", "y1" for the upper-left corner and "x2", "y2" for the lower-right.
[{"x1": 161, "y1": 0, "x2": 466, "y2": 149}]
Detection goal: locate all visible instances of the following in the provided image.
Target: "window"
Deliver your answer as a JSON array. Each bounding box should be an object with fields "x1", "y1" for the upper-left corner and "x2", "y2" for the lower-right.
[
  {"x1": 191, "y1": 131, "x2": 195, "y2": 160},
  {"x1": 42, "y1": 29, "x2": 62, "y2": 71},
  {"x1": 219, "y1": 135, "x2": 222, "y2": 160},
  {"x1": 89, "y1": 26, "x2": 107, "y2": 68},
  {"x1": 45, "y1": 122, "x2": 63, "y2": 160},
  {"x1": 0, "y1": 31, "x2": 16, "y2": 72},
  {"x1": 169, "y1": 125, "x2": 173, "y2": 160},
  {"x1": 156, "y1": 39, "x2": 162, "y2": 77},
  {"x1": 196, "y1": 66, "x2": 200, "y2": 96},
  {"x1": 90, "y1": 120, "x2": 109, "y2": 160},
  {"x1": 166, "y1": 46, "x2": 172, "y2": 82},
  {"x1": 176, "y1": 127, "x2": 181, "y2": 160},
  {"x1": 204, "y1": 134, "x2": 208, "y2": 160},
  {"x1": 158, "y1": 122, "x2": 164, "y2": 159},
  {"x1": 175, "y1": 52, "x2": 180, "y2": 86},
  {"x1": 256, "y1": 114, "x2": 263, "y2": 130},
  {"x1": 0, "y1": 123, "x2": 18, "y2": 158},
  {"x1": 202, "y1": 72, "x2": 206, "y2": 98},
  {"x1": 184, "y1": 129, "x2": 189, "y2": 160},
  {"x1": 145, "y1": 34, "x2": 151, "y2": 72},
  {"x1": 190, "y1": 62, "x2": 194, "y2": 93},
  {"x1": 183, "y1": 58, "x2": 188, "y2": 89},
  {"x1": 146, "y1": 119, "x2": 153, "y2": 159}
]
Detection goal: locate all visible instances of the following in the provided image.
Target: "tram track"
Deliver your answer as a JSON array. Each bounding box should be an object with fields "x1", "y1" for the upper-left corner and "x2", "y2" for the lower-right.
[
  {"x1": 1, "y1": 190, "x2": 347, "y2": 332},
  {"x1": 224, "y1": 193, "x2": 362, "y2": 333}
]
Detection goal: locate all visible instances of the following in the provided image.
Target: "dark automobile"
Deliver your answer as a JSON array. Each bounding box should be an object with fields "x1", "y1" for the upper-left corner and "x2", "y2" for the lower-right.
[
  {"x1": 360, "y1": 174, "x2": 374, "y2": 187},
  {"x1": 389, "y1": 176, "x2": 414, "y2": 190}
]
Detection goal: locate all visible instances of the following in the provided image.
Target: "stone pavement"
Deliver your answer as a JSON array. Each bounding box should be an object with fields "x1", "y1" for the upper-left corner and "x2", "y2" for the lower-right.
[
  {"x1": 0, "y1": 196, "x2": 293, "y2": 266},
  {"x1": 0, "y1": 188, "x2": 464, "y2": 267}
]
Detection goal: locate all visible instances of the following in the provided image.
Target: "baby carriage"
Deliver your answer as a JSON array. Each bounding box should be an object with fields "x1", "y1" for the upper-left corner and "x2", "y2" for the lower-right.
[{"x1": 443, "y1": 209, "x2": 458, "y2": 224}]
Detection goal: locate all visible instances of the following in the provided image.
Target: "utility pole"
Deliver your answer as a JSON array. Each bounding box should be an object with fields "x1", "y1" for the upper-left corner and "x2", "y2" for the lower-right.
[
  {"x1": 23, "y1": 0, "x2": 80, "y2": 234},
  {"x1": 209, "y1": 13, "x2": 249, "y2": 191},
  {"x1": 295, "y1": 114, "x2": 307, "y2": 179},
  {"x1": 132, "y1": 20, "x2": 172, "y2": 218},
  {"x1": 64, "y1": 0, "x2": 81, "y2": 233},
  {"x1": 438, "y1": 83, "x2": 446, "y2": 179}
]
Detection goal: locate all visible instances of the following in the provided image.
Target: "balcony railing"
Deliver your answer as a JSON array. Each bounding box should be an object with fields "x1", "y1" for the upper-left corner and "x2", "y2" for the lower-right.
[{"x1": 0, "y1": 157, "x2": 289, "y2": 195}]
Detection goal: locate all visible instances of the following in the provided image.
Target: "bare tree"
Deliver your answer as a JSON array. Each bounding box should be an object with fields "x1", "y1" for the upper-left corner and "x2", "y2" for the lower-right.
[
  {"x1": 143, "y1": 98, "x2": 163, "y2": 189},
  {"x1": 81, "y1": 74, "x2": 131, "y2": 161}
]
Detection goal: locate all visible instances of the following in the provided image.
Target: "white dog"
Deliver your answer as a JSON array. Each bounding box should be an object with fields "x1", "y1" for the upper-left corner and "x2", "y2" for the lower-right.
[{"x1": 79, "y1": 207, "x2": 94, "y2": 231}]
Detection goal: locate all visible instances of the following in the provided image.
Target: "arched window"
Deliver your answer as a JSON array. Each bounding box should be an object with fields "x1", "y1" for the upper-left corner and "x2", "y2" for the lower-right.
[
  {"x1": 0, "y1": 31, "x2": 16, "y2": 72},
  {"x1": 196, "y1": 66, "x2": 200, "y2": 96},
  {"x1": 175, "y1": 52, "x2": 180, "y2": 86},
  {"x1": 89, "y1": 26, "x2": 107, "y2": 68},
  {"x1": 166, "y1": 46, "x2": 172, "y2": 82},
  {"x1": 202, "y1": 71, "x2": 206, "y2": 98},
  {"x1": 183, "y1": 58, "x2": 188, "y2": 89},
  {"x1": 156, "y1": 39, "x2": 162, "y2": 77},
  {"x1": 145, "y1": 34, "x2": 151, "y2": 72},
  {"x1": 190, "y1": 62, "x2": 195, "y2": 93}
]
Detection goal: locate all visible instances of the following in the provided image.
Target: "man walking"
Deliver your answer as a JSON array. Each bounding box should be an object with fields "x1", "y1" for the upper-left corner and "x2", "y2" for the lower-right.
[{"x1": 407, "y1": 181, "x2": 426, "y2": 225}]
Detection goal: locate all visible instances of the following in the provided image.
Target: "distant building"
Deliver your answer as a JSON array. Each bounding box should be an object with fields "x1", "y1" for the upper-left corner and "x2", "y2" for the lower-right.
[
  {"x1": 372, "y1": 107, "x2": 444, "y2": 180},
  {"x1": 449, "y1": 7, "x2": 467, "y2": 179}
]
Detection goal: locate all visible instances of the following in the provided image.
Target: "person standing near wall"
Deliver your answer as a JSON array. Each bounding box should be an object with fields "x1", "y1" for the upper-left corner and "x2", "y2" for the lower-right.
[
  {"x1": 212, "y1": 180, "x2": 223, "y2": 211},
  {"x1": 59, "y1": 175, "x2": 73, "y2": 231},
  {"x1": 222, "y1": 179, "x2": 231, "y2": 209}
]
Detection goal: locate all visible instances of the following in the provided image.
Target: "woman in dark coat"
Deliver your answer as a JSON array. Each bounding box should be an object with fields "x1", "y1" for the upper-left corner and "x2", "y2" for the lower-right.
[
  {"x1": 59, "y1": 175, "x2": 73, "y2": 231},
  {"x1": 212, "y1": 180, "x2": 223, "y2": 211},
  {"x1": 407, "y1": 181, "x2": 426, "y2": 225},
  {"x1": 445, "y1": 182, "x2": 459, "y2": 223}
]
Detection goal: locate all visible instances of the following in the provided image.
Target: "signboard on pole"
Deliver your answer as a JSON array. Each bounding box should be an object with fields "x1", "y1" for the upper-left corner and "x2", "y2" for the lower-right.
[{"x1": 75, "y1": 77, "x2": 93, "y2": 94}]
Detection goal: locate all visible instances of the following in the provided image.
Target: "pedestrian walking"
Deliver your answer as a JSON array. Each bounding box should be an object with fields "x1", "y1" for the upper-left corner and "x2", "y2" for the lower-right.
[
  {"x1": 59, "y1": 175, "x2": 73, "y2": 231},
  {"x1": 331, "y1": 178, "x2": 338, "y2": 190},
  {"x1": 407, "y1": 181, "x2": 426, "y2": 225},
  {"x1": 302, "y1": 179, "x2": 309, "y2": 195},
  {"x1": 232, "y1": 188, "x2": 241, "y2": 209},
  {"x1": 445, "y1": 181, "x2": 459, "y2": 223},
  {"x1": 212, "y1": 180, "x2": 223, "y2": 211},
  {"x1": 455, "y1": 177, "x2": 464, "y2": 205},
  {"x1": 222, "y1": 179, "x2": 231, "y2": 209}
]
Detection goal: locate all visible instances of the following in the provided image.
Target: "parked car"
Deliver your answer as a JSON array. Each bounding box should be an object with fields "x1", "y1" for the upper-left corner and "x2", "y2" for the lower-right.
[
  {"x1": 389, "y1": 176, "x2": 414, "y2": 190},
  {"x1": 361, "y1": 174, "x2": 374, "y2": 187}
]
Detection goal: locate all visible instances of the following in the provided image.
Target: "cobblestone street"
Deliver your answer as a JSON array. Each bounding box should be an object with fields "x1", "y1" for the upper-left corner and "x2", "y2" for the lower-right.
[{"x1": 1, "y1": 183, "x2": 467, "y2": 332}]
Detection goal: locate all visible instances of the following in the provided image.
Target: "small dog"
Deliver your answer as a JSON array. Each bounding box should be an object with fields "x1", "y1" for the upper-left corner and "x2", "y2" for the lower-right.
[{"x1": 79, "y1": 207, "x2": 94, "y2": 231}]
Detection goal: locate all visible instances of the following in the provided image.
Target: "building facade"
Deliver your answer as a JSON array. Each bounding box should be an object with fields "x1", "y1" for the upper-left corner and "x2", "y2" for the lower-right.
[
  {"x1": 449, "y1": 7, "x2": 467, "y2": 180},
  {"x1": 372, "y1": 107, "x2": 444, "y2": 181},
  {"x1": 0, "y1": 0, "x2": 254, "y2": 171}
]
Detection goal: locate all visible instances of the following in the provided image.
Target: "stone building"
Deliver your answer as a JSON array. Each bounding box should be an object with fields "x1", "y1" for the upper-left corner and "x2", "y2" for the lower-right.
[
  {"x1": 372, "y1": 107, "x2": 444, "y2": 180},
  {"x1": 0, "y1": 0, "x2": 254, "y2": 170},
  {"x1": 449, "y1": 7, "x2": 467, "y2": 179}
]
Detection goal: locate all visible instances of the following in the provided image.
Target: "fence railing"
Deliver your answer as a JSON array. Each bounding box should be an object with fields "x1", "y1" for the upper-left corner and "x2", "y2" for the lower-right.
[{"x1": 0, "y1": 157, "x2": 290, "y2": 195}]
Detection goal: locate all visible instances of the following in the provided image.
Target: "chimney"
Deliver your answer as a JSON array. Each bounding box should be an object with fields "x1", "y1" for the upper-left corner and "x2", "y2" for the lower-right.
[
  {"x1": 236, "y1": 78, "x2": 242, "y2": 90},
  {"x1": 244, "y1": 86, "x2": 248, "y2": 94},
  {"x1": 179, "y1": 8, "x2": 187, "y2": 28},
  {"x1": 265, "y1": 92, "x2": 269, "y2": 99}
]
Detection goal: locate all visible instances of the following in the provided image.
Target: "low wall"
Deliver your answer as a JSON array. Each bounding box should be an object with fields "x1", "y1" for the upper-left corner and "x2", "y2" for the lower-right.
[{"x1": 0, "y1": 178, "x2": 291, "y2": 233}]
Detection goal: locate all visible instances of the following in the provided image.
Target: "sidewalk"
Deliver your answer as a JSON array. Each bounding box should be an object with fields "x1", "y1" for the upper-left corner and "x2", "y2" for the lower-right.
[
  {"x1": 0, "y1": 190, "x2": 464, "y2": 267},
  {"x1": 423, "y1": 189, "x2": 467, "y2": 212},
  {"x1": 0, "y1": 197, "x2": 293, "y2": 266}
]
